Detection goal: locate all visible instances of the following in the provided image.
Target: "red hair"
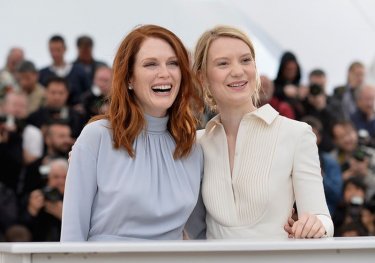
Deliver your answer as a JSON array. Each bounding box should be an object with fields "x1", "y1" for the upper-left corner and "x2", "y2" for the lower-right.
[{"x1": 91, "y1": 25, "x2": 203, "y2": 159}]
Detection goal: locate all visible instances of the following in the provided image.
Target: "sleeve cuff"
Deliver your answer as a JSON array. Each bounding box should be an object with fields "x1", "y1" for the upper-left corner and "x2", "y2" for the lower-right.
[{"x1": 317, "y1": 214, "x2": 334, "y2": 237}]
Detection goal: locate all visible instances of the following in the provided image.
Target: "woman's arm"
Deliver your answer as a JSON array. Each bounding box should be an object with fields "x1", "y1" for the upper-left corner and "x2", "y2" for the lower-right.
[
  {"x1": 292, "y1": 124, "x2": 334, "y2": 238},
  {"x1": 184, "y1": 186, "x2": 207, "y2": 239},
  {"x1": 60, "y1": 124, "x2": 99, "y2": 241},
  {"x1": 185, "y1": 138, "x2": 207, "y2": 239}
]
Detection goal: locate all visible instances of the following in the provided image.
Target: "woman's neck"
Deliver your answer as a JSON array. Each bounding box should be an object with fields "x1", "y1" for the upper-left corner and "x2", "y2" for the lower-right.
[{"x1": 219, "y1": 103, "x2": 257, "y2": 136}]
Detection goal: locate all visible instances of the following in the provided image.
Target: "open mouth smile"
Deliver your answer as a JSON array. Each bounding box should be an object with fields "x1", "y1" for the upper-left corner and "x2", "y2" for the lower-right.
[
  {"x1": 227, "y1": 81, "x2": 248, "y2": 89},
  {"x1": 151, "y1": 84, "x2": 172, "y2": 94}
]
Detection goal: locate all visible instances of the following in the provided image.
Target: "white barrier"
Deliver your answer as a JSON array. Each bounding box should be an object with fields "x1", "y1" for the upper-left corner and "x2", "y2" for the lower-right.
[{"x1": 1, "y1": 237, "x2": 375, "y2": 263}]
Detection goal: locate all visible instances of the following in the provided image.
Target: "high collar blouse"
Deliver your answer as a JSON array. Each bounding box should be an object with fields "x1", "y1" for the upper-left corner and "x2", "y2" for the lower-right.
[{"x1": 61, "y1": 114, "x2": 203, "y2": 241}]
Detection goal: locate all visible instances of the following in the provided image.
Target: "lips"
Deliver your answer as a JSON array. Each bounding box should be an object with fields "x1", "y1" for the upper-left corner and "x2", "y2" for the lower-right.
[
  {"x1": 151, "y1": 84, "x2": 172, "y2": 93},
  {"x1": 227, "y1": 80, "x2": 248, "y2": 90},
  {"x1": 227, "y1": 81, "x2": 248, "y2": 88}
]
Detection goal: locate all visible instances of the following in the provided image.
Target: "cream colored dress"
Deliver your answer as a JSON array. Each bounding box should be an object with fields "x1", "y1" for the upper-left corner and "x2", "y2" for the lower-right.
[{"x1": 199, "y1": 104, "x2": 334, "y2": 239}]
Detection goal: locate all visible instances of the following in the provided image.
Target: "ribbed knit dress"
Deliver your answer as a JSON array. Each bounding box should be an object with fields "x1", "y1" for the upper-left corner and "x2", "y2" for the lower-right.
[{"x1": 199, "y1": 104, "x2": 333, "y2": 239}]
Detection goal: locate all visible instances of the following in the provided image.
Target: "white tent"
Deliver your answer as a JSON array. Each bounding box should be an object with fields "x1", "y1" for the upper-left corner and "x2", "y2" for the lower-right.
[{"x1": 1, "y1": 0, "x2": 374, "y2": 92}]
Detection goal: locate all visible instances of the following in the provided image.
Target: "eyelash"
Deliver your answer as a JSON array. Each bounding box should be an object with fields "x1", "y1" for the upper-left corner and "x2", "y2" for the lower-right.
[
  {"x1": 217, "y1": 58, "x2": 252, "y2": 67},
  {"x1": 144, "y1": 62, "x2": 157, "y2": 67},
  {"x1": 168, "y1": 61, "x2": 179, "y2": 66},
  {"x1": 217, "y1": 62, "x2": 228, "y2": 66},
  {"x1": 144, "y1": 61, "x2": 179, "y2": 67},
  {"x1": 242, "y1": 57, "x2": 252, "y2": 63}
]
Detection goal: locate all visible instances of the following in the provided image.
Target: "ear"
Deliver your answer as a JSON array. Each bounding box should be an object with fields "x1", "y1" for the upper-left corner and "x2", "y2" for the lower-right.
[
  {"x1": 128, "y1": 76, "x2": 134, "y2": 86},
  {"x1": 127, "y1": 79, "x2": 134, "y2": 90}
]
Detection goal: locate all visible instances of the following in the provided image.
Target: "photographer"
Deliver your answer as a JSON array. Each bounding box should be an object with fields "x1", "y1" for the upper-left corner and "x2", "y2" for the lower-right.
[
  {"x1": 302, "y1": 116, "x2": 343, "y2": 215},
  {"x1": 1, "y1": 92, "x2": 44, "y2": 165},
  {"x1": 333, "y1": 176, "x2": 370, "y2": 236},
  {"x1": 20, "y1": 158, "x2": 67, "y2": 241},
  {"x1": 0, "y1": 93, "x2": 26, "y2": 193},
  {"x1": 331, "y1": 121, "x2": 375, "y2": 200},
  {"x1": 21, "y1": 121, "x2": 73, "y2": 195},
  {"x1": 27, "y1": 76, "x2": 84, "y2": 138},
  {"x1": 78, "y1": 65, "x2": 112, "y2": 123},
  {"x1": 350, "y1": 85, "x2": 375, "y2": 147},
  {"x1": 302, "y1": 69, "x2": 336, "y2": 152}
]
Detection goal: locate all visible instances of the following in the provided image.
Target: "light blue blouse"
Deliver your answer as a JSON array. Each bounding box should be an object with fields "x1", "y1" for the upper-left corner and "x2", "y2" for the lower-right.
[{"x1": 61, "y1": 115, "x2": 203, "y2": 241}]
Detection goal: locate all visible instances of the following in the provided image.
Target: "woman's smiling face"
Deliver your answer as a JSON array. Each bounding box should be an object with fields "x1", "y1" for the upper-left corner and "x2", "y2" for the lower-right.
[
  {"x1": 129, "y1": 37, "x2": 181, "y2": 117},
  {"x1": 205, "y1": 37, "x2": 257, "y2": 110}
]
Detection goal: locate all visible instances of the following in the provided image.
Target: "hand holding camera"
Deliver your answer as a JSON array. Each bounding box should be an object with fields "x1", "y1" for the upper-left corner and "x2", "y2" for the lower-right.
[
  {"x1": 27, "y1": 187, "x2": 63, "y2": 219},
  {"x1": 308, "y1": 84, "x2": 327, "y2": 110},
  {"x1": 342, "y1": 147, "x2": 371, "y2": 180},
  {"x1": 27, "y1": 190, "x2": 45, "y2": 217},
  {"x1": 44, "y1": 200, "x2": 63, "y2": 220}
]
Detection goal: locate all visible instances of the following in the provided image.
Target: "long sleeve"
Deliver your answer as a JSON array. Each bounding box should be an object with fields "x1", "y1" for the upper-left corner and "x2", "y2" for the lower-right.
[
  {"x1": 60, "y1": 124, "x2": 99, "y2": 241},
  {"x1": 185, "y1": 185, "x2": 206, "y2": 239},
  {"x1": 292, "y1": 124, "x2": 334, "y2": 237},
  {"x1": 61, "y1": 117, "x2": 202, "y2": 241}
]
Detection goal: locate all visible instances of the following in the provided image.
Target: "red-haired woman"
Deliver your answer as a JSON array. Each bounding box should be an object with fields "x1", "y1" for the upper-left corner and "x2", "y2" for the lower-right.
[{"x1": 61, "y1": 25, "x2": 203, "y2": 241}]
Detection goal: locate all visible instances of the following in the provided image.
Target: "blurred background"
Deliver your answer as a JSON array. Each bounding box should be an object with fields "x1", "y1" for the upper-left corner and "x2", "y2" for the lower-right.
[
  {"x1": 1, "y1": 0, "x2": 375, "y2": 241},
  {"x1": 2, "y1": 0, "x2": 375, "y2": 91}
]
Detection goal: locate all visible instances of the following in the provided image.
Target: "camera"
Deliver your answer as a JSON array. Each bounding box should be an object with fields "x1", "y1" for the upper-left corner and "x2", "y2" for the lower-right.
[
  {"x1": 0, "y1": 115, "x2": 7, "y2": 123},
  {"x1": 0, "y1": 114, "x2": 16, "y2": 130},
  {"x1": 358, "y1": 129, "x2": 371, "y2": 147},
  {"x1": 352, "y1": 146, "x2": 371, "y2": 162},
  {"x1": 309, "y1": 84, "x2": 324, "y2": 96},
  {"x1": 47, "y1": 107, "x2": 63, "y2": 122},
  {"x1": 46, "y1": 107, "x2": 70, "y2": 123},
  {"x1": 348, "y1": 196, "x2": 364, "y2": 223},
  {"x1": 42, "y1": 186, "x2": 63, "y2": 202}
]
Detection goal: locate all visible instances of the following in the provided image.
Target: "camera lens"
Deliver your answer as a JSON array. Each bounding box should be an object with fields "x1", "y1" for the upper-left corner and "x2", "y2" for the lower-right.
[{"x1": 309, "y1": 84, "x2": 323, "y2": 96}]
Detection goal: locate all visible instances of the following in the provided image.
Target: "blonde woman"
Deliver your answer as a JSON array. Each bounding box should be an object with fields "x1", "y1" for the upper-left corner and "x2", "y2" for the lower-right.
[{"x1": 192, "y1": 26, "x2": 333, "y2": 239}]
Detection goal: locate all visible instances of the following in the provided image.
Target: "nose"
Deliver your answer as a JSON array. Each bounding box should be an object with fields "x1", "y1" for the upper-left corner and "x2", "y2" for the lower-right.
[
  {"x1": 230, "y1": 62, "x2": 244, "y2": 77},
  {"x1": 157, "y1": 64, "x2": 170, "y2": 79}
]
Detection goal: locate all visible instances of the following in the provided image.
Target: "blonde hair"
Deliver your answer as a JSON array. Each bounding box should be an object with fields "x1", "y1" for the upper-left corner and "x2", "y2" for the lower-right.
[{"x1": 193, "y1": 25, "x2": 261, "y2": 111}]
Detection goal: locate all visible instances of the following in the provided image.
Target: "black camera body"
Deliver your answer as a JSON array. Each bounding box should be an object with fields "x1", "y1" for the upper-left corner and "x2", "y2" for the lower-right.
[
  {"x1": 42, "y1": 186, "x2": 63, "y2": 202},
  {"x1": 352, "y1": 146, "x2": 371, "y2": 162},
  {"x1": 347, "y1": 196, "x2": 364, "y2": 224},
  {"x1": 0, "y1": 115, "x2": 7, "y2": 123},
  {"x1": 309, "y1": 84, "x2": 324, "y2": 96},
  {"x1": 0, "y1": 115, "x2": 26, "y2": 132}
]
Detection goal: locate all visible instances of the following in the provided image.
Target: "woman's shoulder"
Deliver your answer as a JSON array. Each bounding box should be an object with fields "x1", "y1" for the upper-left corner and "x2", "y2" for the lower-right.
[
  {"x1": 278, "y1": 115, "x2": 310, "y2": 132},
  {"x1": 196, "y1": 129, "x2": 205, "y2": 141},
  {"x1": 276, "y1": 116, "x2": 313, "y2": 141},
  {"x1": 84, "y1": 119, "x2": 109, "y2": 131},
  {"x1": 78, "y1": 119, "x2": 111, "y2": 140}
]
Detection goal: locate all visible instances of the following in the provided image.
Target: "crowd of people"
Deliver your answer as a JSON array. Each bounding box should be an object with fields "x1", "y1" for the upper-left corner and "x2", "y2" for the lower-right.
[
  {"x1": 258, "y1": 55, "x2": 375, "y2": 237},
  {"x1": 0, "y1": 35, "x2": 111, "y2": 241},
  {"x1": 0, "y1": 26, "x2": 374, "y2": 241}
]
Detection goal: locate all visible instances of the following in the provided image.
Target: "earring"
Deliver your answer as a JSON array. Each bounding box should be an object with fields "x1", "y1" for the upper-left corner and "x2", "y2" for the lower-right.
[{"x1": 128, "y1": 84, "x2": 133, "y2": 90}]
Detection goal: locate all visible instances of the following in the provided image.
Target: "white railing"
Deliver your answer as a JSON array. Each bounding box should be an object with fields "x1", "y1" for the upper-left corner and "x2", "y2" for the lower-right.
[{"x1": 1, "y1": 237, "x2": 375, "y2": 263}]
